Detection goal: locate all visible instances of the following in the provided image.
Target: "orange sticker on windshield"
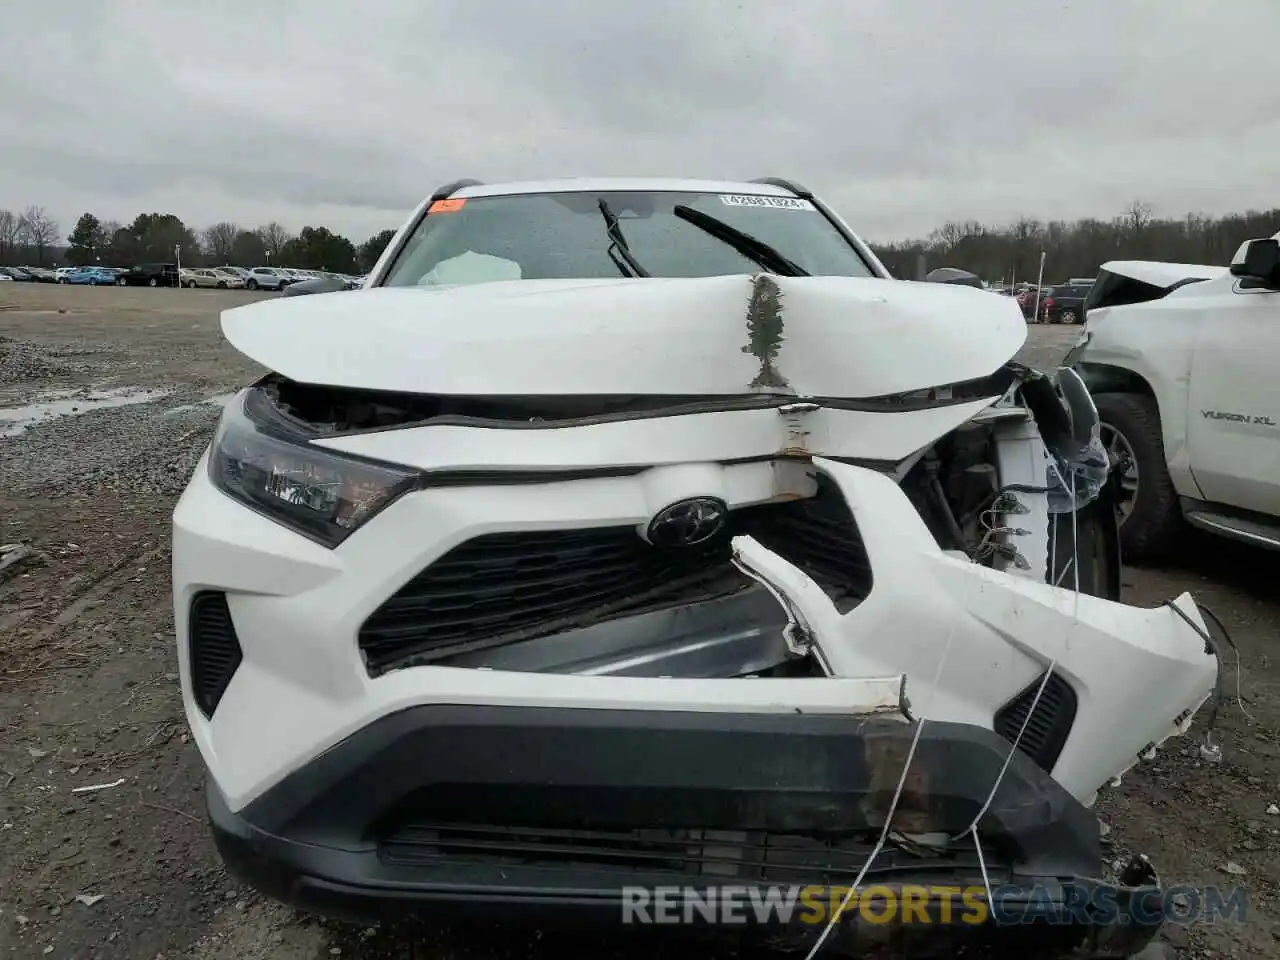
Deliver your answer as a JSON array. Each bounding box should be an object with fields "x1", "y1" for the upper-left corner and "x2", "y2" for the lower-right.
[{"x1": 428, "y1": 198, "x2": 467, "y2": 214}]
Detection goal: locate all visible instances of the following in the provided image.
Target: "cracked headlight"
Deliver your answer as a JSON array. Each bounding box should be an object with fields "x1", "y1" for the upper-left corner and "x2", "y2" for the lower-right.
[{"x1": 208, "y1": 391, "x2": 417, "y2": 548}]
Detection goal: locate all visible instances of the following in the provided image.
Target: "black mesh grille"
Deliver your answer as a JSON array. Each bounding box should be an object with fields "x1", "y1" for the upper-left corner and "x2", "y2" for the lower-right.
[
  {"x1": 378, "y1": 822, "x2": 971, "y2": 886},
  {"x1": 359, "y1": 483, "x2": 871, "y2": 674},
  {"x1": 993, "y1": 672, "x2": 1077, "y2": 772},
  {"x1": 189, "y1": 591, "x2": 243, "y2": 718}
]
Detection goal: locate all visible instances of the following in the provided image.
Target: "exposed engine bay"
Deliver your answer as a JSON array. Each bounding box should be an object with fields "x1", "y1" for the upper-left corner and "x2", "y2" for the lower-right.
[
  {"x1": 254, "y1": 374, "x2": 744, "y2": 430},
  {"x1": 247, "y1": 360, "x2": 1119, "y2": 682}
]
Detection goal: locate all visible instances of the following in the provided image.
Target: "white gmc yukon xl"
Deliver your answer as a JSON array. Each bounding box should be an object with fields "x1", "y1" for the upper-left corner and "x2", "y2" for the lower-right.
[{"x1": 1071, "y1": 234, "x2": 1280, "y2": 562}]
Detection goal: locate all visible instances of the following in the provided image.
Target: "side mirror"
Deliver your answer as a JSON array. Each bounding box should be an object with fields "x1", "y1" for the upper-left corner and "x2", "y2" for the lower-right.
[
  {"x1": 924, "y1": 266, "x2": 984, "y2": 288},
  {"x1": 1229, "y1": 238, "x2": 1280, "y2": 287},
  {"x1": 281, "y1": 276, "x2": 350, "y2": 297}
]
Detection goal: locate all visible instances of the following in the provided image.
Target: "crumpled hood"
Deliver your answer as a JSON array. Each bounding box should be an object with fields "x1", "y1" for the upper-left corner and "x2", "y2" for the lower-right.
[{"x1": 221, "y1": 274, "x2": 1026, "y2": 398}]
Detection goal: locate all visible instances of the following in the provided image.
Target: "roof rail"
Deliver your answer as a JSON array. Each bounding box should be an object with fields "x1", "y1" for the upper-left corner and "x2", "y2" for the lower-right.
[
  {"x1": 749, "y1": 177, "x2": 812, "y2": 199},
  {"x1": 429, "y1": 179, "x2": 484, "y2": 202}
]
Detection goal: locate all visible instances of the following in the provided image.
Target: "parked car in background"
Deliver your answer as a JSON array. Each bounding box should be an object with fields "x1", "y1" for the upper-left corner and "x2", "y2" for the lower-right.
[
  {"x1": 0, "y1": 266, "x2": 36, "y2": 281},
  {"x1": 21, "y1": 266, "x2": 57, "y2": 282},
  {"x1": 181, "y1": 268, "x2": 227, "y2": 289},
  {"x1": 243, "y1": 267, "x2": 288, "y2": 291},
  {"x1": 64, "y1": 266, "x2": 119, "y2": 286},
  {"x1": 1071, "y1": 245, "x2": 1277, "y2": 560},
  {"x1": 0, "y1": 271, "x2": 10, "y2": 282},
  {"x1": 120, "y1": 263, "x2": 180, "y2": 287},
  {"x1": 1039, "y1": 282, "x2": 1092, "y2": 324},
  {"x1": 54, "y1": 267, "x2": 80, "y2": 283},
  {"x1": 1015, "y1": 288, "x2": 1040, "y2": 320},
  {"x1": 211, "y1": 268, "x2": 246, "y2": 288}
]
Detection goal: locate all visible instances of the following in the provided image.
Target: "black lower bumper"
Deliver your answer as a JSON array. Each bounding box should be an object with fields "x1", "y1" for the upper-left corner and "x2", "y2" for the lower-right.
[{"x1": 208, "y1": 705, "x2": 1163, "y2": 955}]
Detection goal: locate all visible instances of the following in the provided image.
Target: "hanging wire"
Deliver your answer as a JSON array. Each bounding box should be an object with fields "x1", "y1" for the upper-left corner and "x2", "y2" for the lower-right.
[
  {"x1": 946, "y1": 460, "x2": 1082, "y2": 910},
  {"x1": 800, "y1": 563, "x2": 989, "y2": 959},
  {"x1": 803, "y1": 456, "x2": 1085, "y2": 959}
]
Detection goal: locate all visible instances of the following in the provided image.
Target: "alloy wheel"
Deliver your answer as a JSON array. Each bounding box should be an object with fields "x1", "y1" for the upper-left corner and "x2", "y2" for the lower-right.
[{"x1": 1098, "y1": 422, "x2": 1139, "y2": 524}]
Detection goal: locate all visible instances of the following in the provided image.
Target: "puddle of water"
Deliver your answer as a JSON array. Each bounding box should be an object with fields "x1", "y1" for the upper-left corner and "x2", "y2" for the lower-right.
[
  {"x1": 164, "y1": 393, "x2": 236, "y2": 416},
  {"x1": 0, "y1": 387, "x2": 173, "y2": 438}
]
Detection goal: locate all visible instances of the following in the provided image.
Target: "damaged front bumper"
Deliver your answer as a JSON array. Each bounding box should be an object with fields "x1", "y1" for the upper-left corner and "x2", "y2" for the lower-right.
[
  {"x1": 732, "y1": 457, "x2": 1218, "y2": 807},
  {"x1": 177, "y1": 405, "x2": 1218, "y2": 952},
  {"x1": 207, "y1": 704, "x2": 1165, "y2": 957}
]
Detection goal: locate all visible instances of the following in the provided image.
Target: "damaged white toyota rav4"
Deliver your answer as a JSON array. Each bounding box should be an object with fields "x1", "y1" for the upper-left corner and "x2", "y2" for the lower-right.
[{"x1": 173, "y1": 178, "x2": 1220, "y2": 954}]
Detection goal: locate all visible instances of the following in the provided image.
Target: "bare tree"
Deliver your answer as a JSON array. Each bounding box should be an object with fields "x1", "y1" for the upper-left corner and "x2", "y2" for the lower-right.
[
  {"x1": 17, "y1": 206, "x2": 59, "y2": 266},
  {"x1": 1122, "y1": 201, "x2": 1153, "y2": 237},
  {"x1": 256, "y1": 222, "x2": 292, "y2": 261},
  {"x1": 202, "y1": 221, "x2": 240, "y2": 263},
  {"x1": 0, "y1": 209, "x2": 19, "y2": 264}
]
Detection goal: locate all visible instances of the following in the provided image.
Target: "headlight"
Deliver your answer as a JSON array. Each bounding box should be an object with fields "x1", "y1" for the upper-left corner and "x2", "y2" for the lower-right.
[{"x1": 208, "y1": 391, "x2": 417, "y2": 548}]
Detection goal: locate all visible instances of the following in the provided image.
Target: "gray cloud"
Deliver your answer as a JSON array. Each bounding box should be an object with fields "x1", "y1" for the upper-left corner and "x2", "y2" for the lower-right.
[{"x1": 2, "y1": 0, "x2": 1277, "y2": 245}]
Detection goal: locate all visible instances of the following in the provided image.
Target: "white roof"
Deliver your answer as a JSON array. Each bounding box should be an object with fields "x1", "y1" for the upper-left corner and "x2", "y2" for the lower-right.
[
  {"x1": 454, "y1": 177, "x2": 801, "y2": 199},
  {"x1": 1099, "y1": 260, "x2": 1227, "y2": 288}
]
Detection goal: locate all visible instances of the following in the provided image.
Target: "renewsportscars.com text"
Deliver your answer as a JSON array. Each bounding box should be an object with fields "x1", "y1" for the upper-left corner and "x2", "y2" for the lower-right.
[{"x1": 620, "y1": 884, "x2": 1247, "y2": 927}]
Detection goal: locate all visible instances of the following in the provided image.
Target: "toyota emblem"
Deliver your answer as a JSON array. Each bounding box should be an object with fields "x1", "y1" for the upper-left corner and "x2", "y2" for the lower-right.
[{"x1": 646, "y1": 497, "x2": 728, "y2": 547}]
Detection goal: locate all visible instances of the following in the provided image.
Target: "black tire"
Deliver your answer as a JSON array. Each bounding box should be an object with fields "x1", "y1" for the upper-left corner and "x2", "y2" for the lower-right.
[
  {"x1": 185, "y1": 280, "x2": 197, "y2": 288},
  {"x1": 246, "y1": 278, "x2": 259, "y2": 290},
  {"x1": 1048, "y1": 492, "x2": 1120, "y2": 600},
  {"x1": 148, "y1": 277, "x2": 158, "y2": 287},
  {"x1": 1093, "y1": 392, "x2": 1182, "y2": 564},
  {"x1": 216, "y1": 281, "x2": 227, "y2": 289},
  {"x1": 116, "y1": 277, "x2": 126, "y2": 286}
]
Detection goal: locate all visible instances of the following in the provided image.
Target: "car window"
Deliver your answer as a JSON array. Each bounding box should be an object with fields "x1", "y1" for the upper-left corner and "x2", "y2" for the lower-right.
[{"x1": 381, "y1": 189, "x2": 875, "y2": 288}]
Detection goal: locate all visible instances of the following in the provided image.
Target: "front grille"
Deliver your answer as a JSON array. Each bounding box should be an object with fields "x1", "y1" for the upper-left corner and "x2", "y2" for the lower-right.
[
  {"x1": 359, "y1": 483, "x2": 871, "y2": 674},
  {"x1": 379, "y1": 822, "x2": 970, "y2": 886},
  {"x1": 189, "y1": 591, "x2": 243, "y2": 717},
  {"x1": 993, "y1": 672, "x2": 1077, "y2": 772}
]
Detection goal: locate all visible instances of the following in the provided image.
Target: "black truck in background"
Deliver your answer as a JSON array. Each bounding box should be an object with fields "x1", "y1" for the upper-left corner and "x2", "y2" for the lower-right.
[{"x1": 118, "y1": 263, "x2": 180, "y2": 287}]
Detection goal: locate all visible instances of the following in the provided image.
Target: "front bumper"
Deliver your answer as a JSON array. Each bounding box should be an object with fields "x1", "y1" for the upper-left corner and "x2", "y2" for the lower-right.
[
  {"x1": 174, "y1": 448, "x2": 1217, "y2": 813},
  {"x1": 205, "y1": 703, "x2": 1162, "y2": 956}
]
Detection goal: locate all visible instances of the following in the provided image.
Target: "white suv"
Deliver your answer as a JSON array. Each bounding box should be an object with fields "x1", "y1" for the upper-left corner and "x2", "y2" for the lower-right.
[
  {"x1": 1071, "y1": 236, "x2": 1280, "y2": 561},
  {"x1": 243, "y1": 266, "x2": 287, "y2": 291},
  {"x1": 173, "y1": 177, "x2": 1215, "y2": 947}
]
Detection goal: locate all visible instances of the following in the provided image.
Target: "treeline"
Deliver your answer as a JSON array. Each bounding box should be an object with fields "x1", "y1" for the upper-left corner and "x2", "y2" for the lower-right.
[
  {"x1": 874, "y1": 202, "x2": 1280, "y2": 282},
  {"x1": 6, "y1": 200, "x2": 1280, "y2": 282},
  {"x1": 0, "y1": 207, "x2": 398, "y2": 274}
]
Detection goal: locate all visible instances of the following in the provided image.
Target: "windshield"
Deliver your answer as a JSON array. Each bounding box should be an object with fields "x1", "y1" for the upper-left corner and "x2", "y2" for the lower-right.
[{"x1": 380, "y1": 190, "x2": 875, "y2": 288}]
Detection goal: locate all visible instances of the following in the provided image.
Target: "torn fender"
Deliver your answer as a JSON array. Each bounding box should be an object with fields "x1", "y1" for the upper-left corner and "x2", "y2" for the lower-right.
[{"x1": 731, "y1": 457, "x2": 1219, "y2": 804}]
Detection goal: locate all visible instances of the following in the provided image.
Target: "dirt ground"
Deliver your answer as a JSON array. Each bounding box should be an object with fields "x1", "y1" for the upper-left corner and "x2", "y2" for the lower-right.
[{"x1": 0, "y1": 283, "x2": 1277, "y2": 959}]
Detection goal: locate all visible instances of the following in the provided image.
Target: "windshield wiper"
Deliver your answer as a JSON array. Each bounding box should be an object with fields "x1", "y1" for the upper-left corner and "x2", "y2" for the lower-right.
[
  {"x1": 672, "y1": 205, "x2": 808, "y2": 277},
  {"x1": 598, "y1": 200, "x2": 650, "y2": 278}
]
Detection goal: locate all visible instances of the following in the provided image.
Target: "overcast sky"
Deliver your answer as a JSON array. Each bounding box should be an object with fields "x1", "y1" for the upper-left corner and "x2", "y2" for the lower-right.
[{"x1": 3, "y1": 0, "x2": 1277, "y2": 246}]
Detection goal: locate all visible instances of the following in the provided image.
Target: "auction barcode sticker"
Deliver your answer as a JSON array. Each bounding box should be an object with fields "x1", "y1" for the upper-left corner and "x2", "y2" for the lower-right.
[{"x1": 719, "y1": 194, "x2": 815, "y2": 211}]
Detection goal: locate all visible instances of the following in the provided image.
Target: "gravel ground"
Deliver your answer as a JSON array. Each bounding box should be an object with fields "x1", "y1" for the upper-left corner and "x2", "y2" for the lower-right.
[{"x1": 0, "y1": 283, "x2": 1277, "y2": 959}]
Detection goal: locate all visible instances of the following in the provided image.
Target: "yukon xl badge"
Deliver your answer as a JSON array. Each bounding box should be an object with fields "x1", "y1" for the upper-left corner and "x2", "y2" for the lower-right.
[
  {"x1": 646, "y1": 498, "x2": 728, "y2": 547},
  {"x1": 1202, "y1": 410, "x2": 1277, "y2": 426}
]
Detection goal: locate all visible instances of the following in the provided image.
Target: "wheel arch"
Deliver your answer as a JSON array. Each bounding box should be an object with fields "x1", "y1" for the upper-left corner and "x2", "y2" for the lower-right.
[
  {"x1": 1076, "y1": 362, "x2": 1155, "y2": 398},
  {"x1": 1077, "y1": 361, "x2": 1202, "y2": 500}
]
